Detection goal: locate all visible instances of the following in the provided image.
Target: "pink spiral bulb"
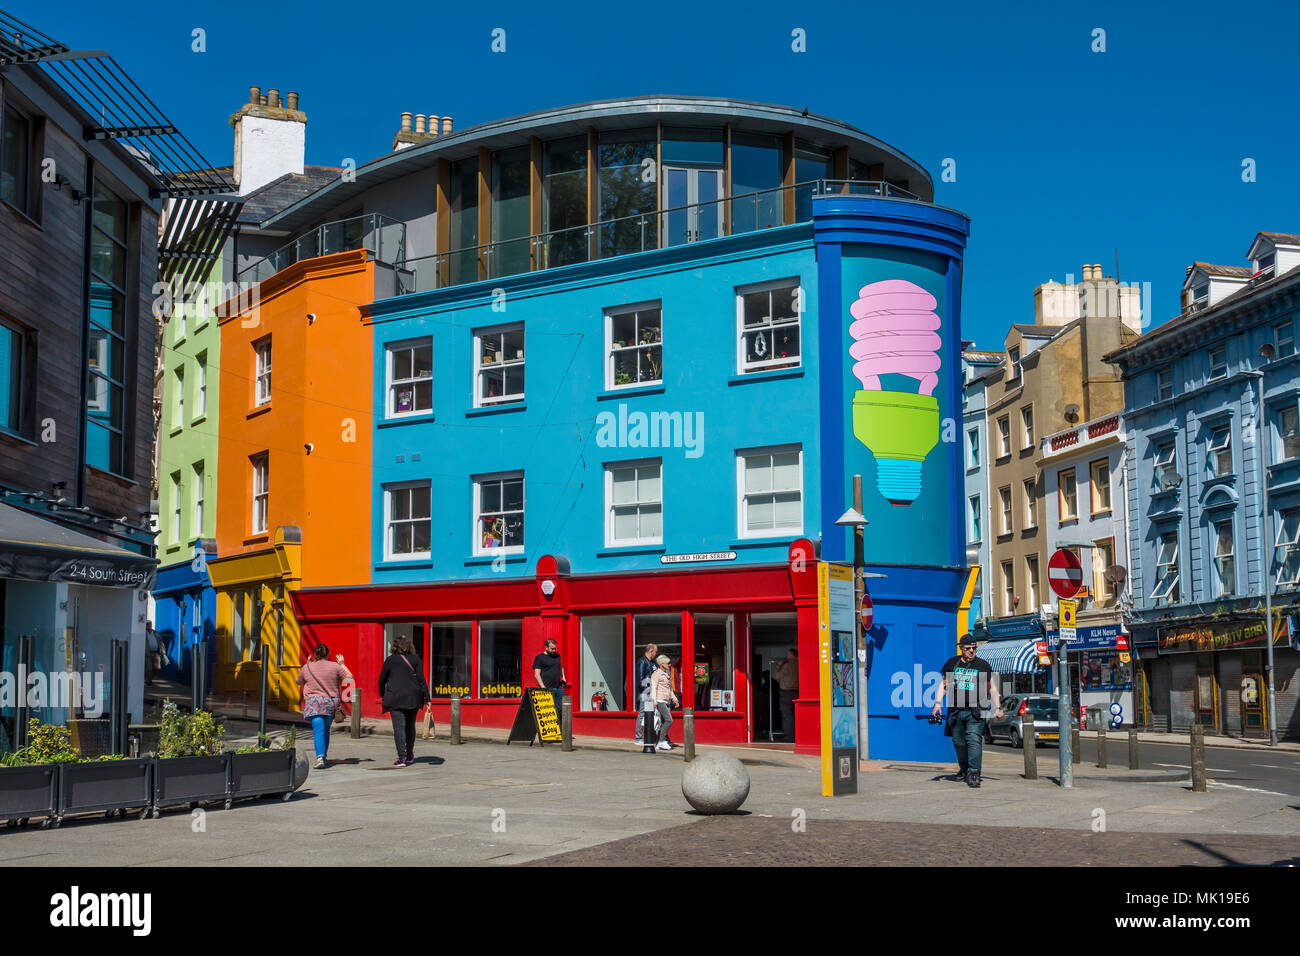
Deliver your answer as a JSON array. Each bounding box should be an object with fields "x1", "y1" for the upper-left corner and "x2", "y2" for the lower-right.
[{"x1": 848, "y1": 279, "x2": 941, "y2": 395}]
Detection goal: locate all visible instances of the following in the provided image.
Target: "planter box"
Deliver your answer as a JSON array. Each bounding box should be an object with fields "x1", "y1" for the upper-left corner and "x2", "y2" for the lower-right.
[
  {"x1": 229, "y1": 750, "x2": 296, "y2": 802},
  {"x1": 0, "y1": 764, "x2": 58, "y2": 824},
  {"x1": 153, "y1": 754, "x2": 230, "y2": 812},
  {"x1": 58, "y1": 759, "x2": 152, "y2": 825}
]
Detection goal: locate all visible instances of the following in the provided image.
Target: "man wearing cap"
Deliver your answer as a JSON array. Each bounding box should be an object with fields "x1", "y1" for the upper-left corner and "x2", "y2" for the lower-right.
[{"x1": 931, "y1": 635, "x2": 1002, "y2": 788}]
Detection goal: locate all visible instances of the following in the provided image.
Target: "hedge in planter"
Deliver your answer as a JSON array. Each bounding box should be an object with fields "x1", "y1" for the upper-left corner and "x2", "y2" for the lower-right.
[
  {"x1": 151, "y1": 702, "x2": 228, "y2": 815},
  {"x1": 0, "y1": 720, "x2": 130, "y2": 827}
]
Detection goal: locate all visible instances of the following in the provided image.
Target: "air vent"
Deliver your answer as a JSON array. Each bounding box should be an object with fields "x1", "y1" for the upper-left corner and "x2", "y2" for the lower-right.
[
  {"x1": 395, "y1": 455, "x2": 405, "y2": 464},
  {"x1": 412, "y1": 453, "x2": 421, "y2": 462}
]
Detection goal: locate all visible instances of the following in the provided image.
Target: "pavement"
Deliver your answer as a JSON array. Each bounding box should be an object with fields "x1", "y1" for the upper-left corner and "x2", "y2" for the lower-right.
[{"x1": 1, "y1": 725, "x2": 1296, "y2": 867}]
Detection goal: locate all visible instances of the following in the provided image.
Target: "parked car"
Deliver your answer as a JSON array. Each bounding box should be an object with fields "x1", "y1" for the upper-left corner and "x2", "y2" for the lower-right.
[{"x1": 985, "y1": 695, "x2": 1066, "y2": 748}]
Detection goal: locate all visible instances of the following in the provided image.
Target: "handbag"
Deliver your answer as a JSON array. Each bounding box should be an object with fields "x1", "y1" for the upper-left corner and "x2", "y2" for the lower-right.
[{"x1": 305, "y1": 660, "x2": 347, "y2": 722}]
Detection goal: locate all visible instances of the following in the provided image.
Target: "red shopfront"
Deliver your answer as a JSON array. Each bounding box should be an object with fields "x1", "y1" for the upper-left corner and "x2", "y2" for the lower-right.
[{"x1": 290, "y1": 542, "x2": 823, "y2": 752}]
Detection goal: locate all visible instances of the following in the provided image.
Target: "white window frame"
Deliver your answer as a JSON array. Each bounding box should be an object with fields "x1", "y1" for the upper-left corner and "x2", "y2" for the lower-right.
[
  {"x1": 254, "y1": 339, "x2": 272, "y2": 406},
  {"x1": 170, "y1": 471, "x2": 182, "y2": 545},
  {"x1": 968, "y1": 494, "x2": 981, "y2": 543},
  {"x1": 252, "y1": 453, "x2": 269, "y2": 534},
  {"x1": 1009, "y1": 347, "x2": 1021, "y2": 381},
  {"x1": 1025, "y1": 554, "x2": 1039, "y2": 610},
  {"x1": 173, "y1": 366, "x2": 184, "y2": 428},
  {"x1": 386, "y1": 337, "x2": 434, "y2": 418},
  {"x1": 1275, "y1": 508, "x2": 1300, "y2": 588},
  {"x1": 1274, "y1": 322, "x2": 1294, "y2": 358},
  {"x1": 606, "y1": 302, "x2": 663, "y2": 388},
  {"x1": 1059, "y1": 469, "x2": 1078, "y2": 521},
  {"x1": 194, "y1": 353, "x2": 207, "y2": 419},
  {"x1": 1023, "y1": 478, "x2": 1036, "y2": 529},
  {"x1": 1212, "y1": 519, "x2": 1235, "y2": 597},
  {"x1": 1207, "y1": 426, "x2": 1232, "y2": 478},
  {"x1": 192, "y1": 462, "x2": 204, "y2": 536},
  {"x1": 736, "y1": 444, "x2": 803, "y2": 539},
  {"x1": 999, "y1": 485, "x2": 1012, "y2": 535},
  {"x1": 1152, "y1": 531, "x2": 1180, "y2": 604},
  {"x1": 384, "y1": 480, "x2": 433, "y2": 560},
  {"x1": 473, "y1": 471, "x2": 525, "y2": 556},
  {"x1": 604, "y1": 459, "x2": 663, "y2": 547},
  {"x1": 1154, "y1": 441, "x2": 1176, "y2": 486},
  {"x1": 967, "y1": 428, "x2": 979, "y2": 468},
  {"x1": 736, "y1": 279, "x2": 801, "y2": 374},
  {"x1": 1278, "y1": 404, "x2": 1300, "y2": 461},
  {"x1": 998, "y1": 416, "x2": 1011, "y2": 457},
  {"x1": 1002, "y1": 560, "x2": 1014, "y2": 615},
  {"x1": 1208, "y1": 345, "x2": 1227, "y2": 381},
  {"x1": 473, "y1": 324, "x2": 525, "y2": 407},
  {"x1": 1156, "y1": 366, "x2": 1173, "y2": 401},
  {"x1": 1021, "y1": 406, "x2": 1034, "y2": 449}
]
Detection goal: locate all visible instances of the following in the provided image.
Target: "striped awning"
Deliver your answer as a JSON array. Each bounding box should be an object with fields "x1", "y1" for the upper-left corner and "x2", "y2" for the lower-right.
[{"x1": 980, "y1": 639, "x2": 1045, "y2": 675}]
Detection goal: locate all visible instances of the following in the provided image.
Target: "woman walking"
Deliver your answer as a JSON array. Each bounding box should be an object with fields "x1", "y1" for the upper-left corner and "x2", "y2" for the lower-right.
[
  {"x1": 298, "y1": 644, "x2": 352, "y2": 769},
  {"x1": 649, "y1": 654, "x2": 679, "y2": 752},
  {"x1": 379, "y1": 634, "x2": 430, "y2": 767}
]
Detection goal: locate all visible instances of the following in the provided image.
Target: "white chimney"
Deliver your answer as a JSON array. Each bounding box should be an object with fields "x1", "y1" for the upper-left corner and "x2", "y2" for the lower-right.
[{"x1": 231, "y1": 85, "x2": 307, "y2": 196}]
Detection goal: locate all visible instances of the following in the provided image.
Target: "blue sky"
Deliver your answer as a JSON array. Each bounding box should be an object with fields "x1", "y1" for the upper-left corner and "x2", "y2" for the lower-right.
[{"x1": 18, "y1": 0, "x2": 1300, "y2": 347}]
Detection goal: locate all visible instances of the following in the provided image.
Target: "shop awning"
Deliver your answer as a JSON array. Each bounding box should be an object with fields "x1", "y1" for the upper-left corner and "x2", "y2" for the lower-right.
[
  {"x1": 980, "y1": 638, "x2": 1044, "y2": 674},
  {"x1": 0, "y1": 502, "x2": 155, "y2": 589}
]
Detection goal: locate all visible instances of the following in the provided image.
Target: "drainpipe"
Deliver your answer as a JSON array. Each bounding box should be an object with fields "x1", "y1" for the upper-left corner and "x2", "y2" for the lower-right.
[{"x1": 1246, "y1": 367, "x2": 1278, "y2": 746}]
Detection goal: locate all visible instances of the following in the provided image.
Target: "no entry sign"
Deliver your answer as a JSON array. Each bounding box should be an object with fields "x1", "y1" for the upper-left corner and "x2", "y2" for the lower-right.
[
  {"x1": 860, "y1": 593, "x2": 873, "y2": 631},
  {"x1": 1048, "y1": 548, "x2": 1083, "y2": 599}
]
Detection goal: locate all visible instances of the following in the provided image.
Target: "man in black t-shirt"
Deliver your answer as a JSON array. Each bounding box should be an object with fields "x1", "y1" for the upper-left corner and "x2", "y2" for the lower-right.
[
  {"x1": 931, "y1": 634, "x2": 1003, "y2": 788},
  {"x1": 532, "y1": 638, "x2": 566, "y2": 711}
]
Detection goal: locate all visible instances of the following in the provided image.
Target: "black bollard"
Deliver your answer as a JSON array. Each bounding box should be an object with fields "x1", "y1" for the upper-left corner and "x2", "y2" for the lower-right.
[
  {"x1": 258, "y1": 644, "x2": 268, "y2": 740},
  {"x1": 1022, "y1": 712, "x2": 1038, "y2": 780},
  {"x1": 642, "y1": 706, "x2": 656, "y2": 754}
]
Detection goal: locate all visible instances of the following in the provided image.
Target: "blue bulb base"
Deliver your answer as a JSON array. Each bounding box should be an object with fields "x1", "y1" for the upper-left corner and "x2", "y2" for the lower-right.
[{"x1": 875, "y1": 458, "x2": 922, "y2": 507}]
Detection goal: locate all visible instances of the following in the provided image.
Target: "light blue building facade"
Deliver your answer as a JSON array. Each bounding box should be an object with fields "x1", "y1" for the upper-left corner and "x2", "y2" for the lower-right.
[{"x1": 1106, "y1": 232, "x2": 1300, "y2": 739}]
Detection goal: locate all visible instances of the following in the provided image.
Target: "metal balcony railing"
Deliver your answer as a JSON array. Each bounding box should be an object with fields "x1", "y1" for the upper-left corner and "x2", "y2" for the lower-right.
[
  {"x1": 394, "y1": 179, "x2": 919, "y2": 295},
  {"x1": 236, "y1": 213, "x2": 406, "y2": 285}
]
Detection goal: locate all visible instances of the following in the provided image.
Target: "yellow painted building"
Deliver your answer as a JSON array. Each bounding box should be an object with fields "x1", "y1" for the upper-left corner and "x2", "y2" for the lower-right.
[{"x1": 206, "y1": 526, "x2": 304, "y2": 712}]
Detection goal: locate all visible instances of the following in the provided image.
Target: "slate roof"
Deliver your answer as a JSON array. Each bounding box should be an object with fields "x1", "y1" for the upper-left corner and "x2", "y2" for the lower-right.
[
  {"x1": 1258, "y1": 231, "x2": 1300, "y2": 246},
  {"x1": 1190, "y1": 262, "x2": 1252, "y2": 278},
  {"x1": 235, "y1": 166, "x2": 343, "y2": 224},
  {"x1": 961, "y1": 350, "x2": 1005, "y2": 364}
]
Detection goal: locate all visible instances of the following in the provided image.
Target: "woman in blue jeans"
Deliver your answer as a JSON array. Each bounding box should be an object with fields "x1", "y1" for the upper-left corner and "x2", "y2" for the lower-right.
[{"x1": 297, "y1": 643, "x2": 352, "y2": 769}]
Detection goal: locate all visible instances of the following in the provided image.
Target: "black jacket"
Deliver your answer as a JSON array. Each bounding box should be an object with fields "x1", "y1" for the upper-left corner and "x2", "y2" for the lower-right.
[
  {"x1": 635, "y1": 655, "x2": 656, "y2": 696},
  {"x1": 378, "y1": 653, "x2": 430, "y2": 713}
]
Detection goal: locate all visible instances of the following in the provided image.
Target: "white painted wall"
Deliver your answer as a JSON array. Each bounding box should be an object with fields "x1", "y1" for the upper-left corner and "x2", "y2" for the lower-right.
[{"x1": 236, "y1": 115, "x2": 306, "y2": 196}]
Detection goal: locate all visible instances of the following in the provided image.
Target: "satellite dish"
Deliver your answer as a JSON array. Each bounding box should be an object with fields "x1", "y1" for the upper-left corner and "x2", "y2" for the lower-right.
[
  {"x1": 1160, "y1": 471, "x2": 1184, "y2": 491},
  {"x1": 1104, "y1": 565, "x2": 1128, "y2": 587},
  {"x1": 1064, "y1": 403, "x2": 1080, "y2": 422}
]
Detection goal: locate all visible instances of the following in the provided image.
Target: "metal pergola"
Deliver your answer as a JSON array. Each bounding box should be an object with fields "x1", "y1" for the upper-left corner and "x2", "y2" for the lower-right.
[{"x1": 0, "y1": 8, "x2": 242, "y2": 287}]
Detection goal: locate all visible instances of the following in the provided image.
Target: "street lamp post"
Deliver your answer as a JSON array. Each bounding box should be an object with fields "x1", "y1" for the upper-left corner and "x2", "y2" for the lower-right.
[
  {"x1": 1247, "y1": 345, "x2": 1279, "y2": 746},
  {"x1": 836, "y1": 479, "x2": 869, "y2": 759}
]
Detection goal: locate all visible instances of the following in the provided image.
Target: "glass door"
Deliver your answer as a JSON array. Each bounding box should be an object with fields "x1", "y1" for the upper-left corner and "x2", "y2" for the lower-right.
[{"x1": 663, "y1": 167, "x2": 723, "y2": 247}]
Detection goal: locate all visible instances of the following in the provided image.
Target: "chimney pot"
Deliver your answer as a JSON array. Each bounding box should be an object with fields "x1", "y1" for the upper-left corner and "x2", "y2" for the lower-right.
[
  {"x1": 267, "y1": 88, "x2": 280, "y2": 108},
  {"x1": 428, "y1": 115, "x2": 440, "y2": 136},
  {"x1": 415, "y1": 114, "x2": 426, "y2": 134},
  {"x1": 287, "y1": 91, "x2": 299, "y2": 110},
  {"x1": 259, "y1": 93, "x2": 268, "y2": 106},
  {"x1": 249, "y1": 85, "x2": 261, "y2": 106},
  {"x1": 441, "y1": 116, "x2": 453, "y2": 135},
  {"x1": 1094, "y1": 264, "x2": 1103, "y2": 279},
  {"x1": 401, "y1": 111, "x2": 413, "y2": 132}
]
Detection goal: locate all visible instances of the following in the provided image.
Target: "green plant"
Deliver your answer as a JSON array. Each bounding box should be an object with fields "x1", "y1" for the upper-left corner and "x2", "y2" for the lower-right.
[
  {"x1": 614, "y1": 370, "x2": 633, "y2": 386},
  {"x1": 282, "y1": 725, "x2": 297, "y2": 750},
  {"x1": 157, "y1": 700, "x2": 225, "y2": 758},
  {"x1": 0, "y1": 720, "x2": 81, "y2": 765}
]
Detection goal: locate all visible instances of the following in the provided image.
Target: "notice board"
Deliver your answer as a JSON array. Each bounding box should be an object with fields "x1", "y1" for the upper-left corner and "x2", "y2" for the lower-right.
[{"x1": 506, "y1": 688, "x2": 564, "y2": 746}]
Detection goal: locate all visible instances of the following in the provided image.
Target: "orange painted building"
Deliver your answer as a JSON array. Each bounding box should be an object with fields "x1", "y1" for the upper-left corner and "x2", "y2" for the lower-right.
[{"x1": 208, "y1": 249, "x2": 374, "y2": 709}]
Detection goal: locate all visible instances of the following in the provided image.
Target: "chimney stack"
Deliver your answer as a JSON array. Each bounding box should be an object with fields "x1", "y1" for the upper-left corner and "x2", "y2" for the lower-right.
[
  {"x1": 392, "y1": 110, "x2": 439, "y2": 151},
  {"x1": 231, "y1": 83, "x2": 307, "y2": 195}
]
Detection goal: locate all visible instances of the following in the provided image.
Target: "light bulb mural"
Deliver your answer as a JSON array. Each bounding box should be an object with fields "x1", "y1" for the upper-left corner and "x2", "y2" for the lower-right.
[{"x1": 848, "y1": 279, "x2": 943, "y2": 507}]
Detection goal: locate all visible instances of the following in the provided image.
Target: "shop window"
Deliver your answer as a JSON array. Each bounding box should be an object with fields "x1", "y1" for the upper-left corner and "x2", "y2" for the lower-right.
[
  {"x1": 430, "y1": 621, "x2": 472, "y2": 698},
  {"x1": 474, "y1": 324, "x2": 524, "y2": 406},
  {"x1": 1212, "y1": 519, "x2": 1235, "y2": 596},
  {"x1": 1276, "y1": 508, "x2": 1300, "y2": 588},
  {"x1": 383, "y1": 622, "x2": 426, "y2": 661},
  {"x1": 1090, "y1": 458, "x2": 1111, "y2": 513},
  {"x1": 606, "y1": 460, "x2": 662, "y2": 546},
  {"x1": 607, "y1": 304, "x2": 662, "y2": 387},
  {"x1": 737, "y1": 280, "x2": 801, "y2": 373},
  {"x1": 692, "y1": 613, "x2": 734, "y2": 712},
  {"x1": 635, "y1": 613, "x2": 683, "y2": 703},
  {"x1": 1152, "y1": 531, "x2": 1180, "y2": 605},
  {"x1": 737, "y1": 445, "x2": 802, "y2": 537},
  {"x1": 386, "y1": 338, "x2": 433, "y2": 416},
  {"x1": 474, "y1": 472, "x2": 524, "y2": 554},
  {"x1": 478, "y1": 619, "x2": 522, "y2": 698},
  {"x1": 1207, "y1": 426, "x2": 1232, "y2": 478},
  {"x1": 1058, "y1": 469, "x2": 1077, "y2": 522},
  {"x1": 580, "y1": 616, "x2": 626, "y2": 711},
  {"x1": 385, "y1": 481, "x2": 432, "y2": 559}
]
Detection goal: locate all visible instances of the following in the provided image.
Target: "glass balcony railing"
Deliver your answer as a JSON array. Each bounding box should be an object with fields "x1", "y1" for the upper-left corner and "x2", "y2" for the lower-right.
[
  {"x1": 237, "y1": 213, "x2": 407, "y2": 285},
  {"x1": 395, "y1": 179, "x2": 919, "y2": 295}
]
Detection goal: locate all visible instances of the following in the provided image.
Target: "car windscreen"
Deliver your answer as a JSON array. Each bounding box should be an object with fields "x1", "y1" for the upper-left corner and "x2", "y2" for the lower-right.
[{"x1": 1028, "y1": 701, "x2": 1058, "y2": 718}]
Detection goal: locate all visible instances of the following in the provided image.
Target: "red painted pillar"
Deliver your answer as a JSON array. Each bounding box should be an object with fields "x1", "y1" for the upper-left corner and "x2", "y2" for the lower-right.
[
  {"x1": 787, "y1": 539, "x2": 821, "y2": 756},
  {"x1": 532, "y1": 555, "x2": 570, "y2": 695}
]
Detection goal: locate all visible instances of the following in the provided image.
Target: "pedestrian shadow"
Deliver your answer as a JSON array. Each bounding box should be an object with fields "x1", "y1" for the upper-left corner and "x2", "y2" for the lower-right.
[
  {"x1": 404, "y1": 756, "x2": 446, "y2": 767},
  {"x1": 1179, "y1": 840, "x2": 1245, "y2": 866}
]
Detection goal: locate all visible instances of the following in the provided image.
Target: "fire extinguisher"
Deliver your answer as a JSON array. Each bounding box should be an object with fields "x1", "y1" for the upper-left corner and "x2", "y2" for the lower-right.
[{"x1": 590, "y1": 690, "x2": 607, "y2": 711}]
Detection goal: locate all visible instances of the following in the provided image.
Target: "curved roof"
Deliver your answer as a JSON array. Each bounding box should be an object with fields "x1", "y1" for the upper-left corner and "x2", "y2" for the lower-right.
[{"x1": 264, "y1": 95, "x2": 934, "y2": 233}]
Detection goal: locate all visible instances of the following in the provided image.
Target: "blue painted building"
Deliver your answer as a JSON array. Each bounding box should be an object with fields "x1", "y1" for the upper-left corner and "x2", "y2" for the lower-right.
[
  {"x1": 1105, "y1": 231, "x2": 1300, "y2": 740},
  {"x1": 150, "y1": 540, "x2": 218, "y2": 688},
  {"x1": 266, "y1": 98, "x2": 969, "y2": 759}
]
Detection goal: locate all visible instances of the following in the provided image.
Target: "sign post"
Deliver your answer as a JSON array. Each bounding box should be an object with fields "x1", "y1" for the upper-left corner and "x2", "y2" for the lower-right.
[
  {"x1": 818, "y1": 562, "x2": 859, "y2": 796},
  {"x1": 1048, "y1": 549, "x2": 1082, "y2": 789}
]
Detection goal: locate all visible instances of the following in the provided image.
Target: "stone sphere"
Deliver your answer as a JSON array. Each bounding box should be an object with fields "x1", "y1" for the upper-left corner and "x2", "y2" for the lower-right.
[
  {"x1": 681, "y1": 752, "x2": 750, "y2": 814},
  {"x1": 293, "y1": 752, "x2": 311, "y2": 791}
]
